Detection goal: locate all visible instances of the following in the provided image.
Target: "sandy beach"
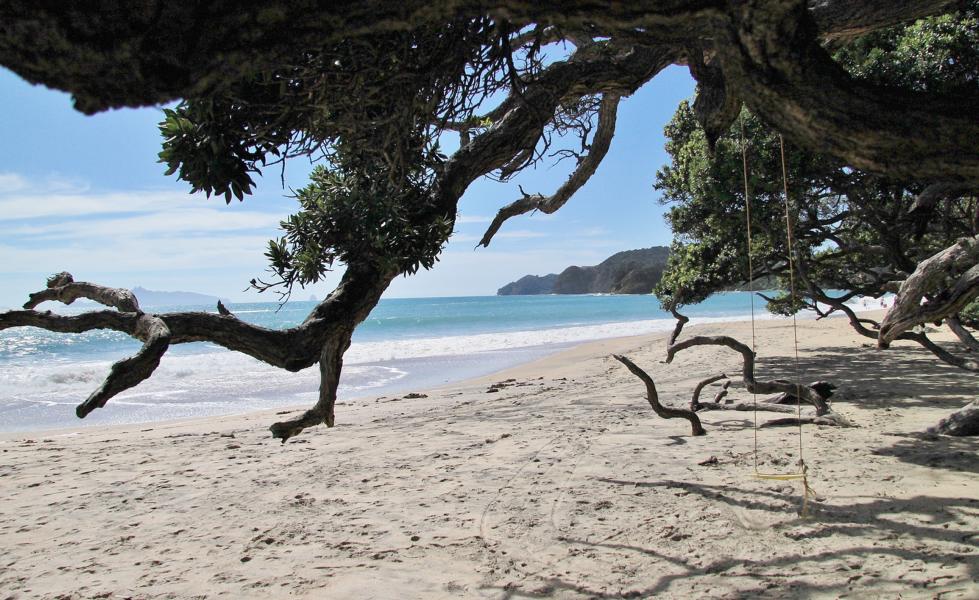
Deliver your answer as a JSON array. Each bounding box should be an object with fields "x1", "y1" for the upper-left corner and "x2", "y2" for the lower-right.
[{"x1": 1, "y1": 312, "x2": 976, "y2": 599}]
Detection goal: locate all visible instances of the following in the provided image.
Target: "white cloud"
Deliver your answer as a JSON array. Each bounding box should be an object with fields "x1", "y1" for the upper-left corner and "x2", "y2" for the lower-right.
[
  {"x1": 0, "y1": 172, "x2": 29, "y2": 194},
  {"x1": 5, "y1": 207, "x2": 281, "y2": 240},
  {"x1": 455, "y1": 214, "x2": 491, "y2": 224},
  {"x1": 0, "y1": 190, "x2": 203, "y2": 221},
  {"x1": 0, "y1": 175, "x2": 290, "y2": 304},
  {"x1": 0, "y1": 233, "x2": 274, "y2": 274},
  {"x1": 496, "y1": 229, "x2": 547, "y2": 240},
  {"x1": 448, "y1": 233, "x2": 480, "y2": 244}
]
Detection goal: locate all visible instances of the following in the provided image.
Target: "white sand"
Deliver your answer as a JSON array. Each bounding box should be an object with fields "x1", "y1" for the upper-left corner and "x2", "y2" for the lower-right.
[{"x1": 1, "y1": 312, "x2": 977, "y2": 598}]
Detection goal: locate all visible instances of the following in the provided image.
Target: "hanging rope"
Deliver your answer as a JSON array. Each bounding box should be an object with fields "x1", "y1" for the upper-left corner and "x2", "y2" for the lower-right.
[
  {"x1": 739, "y1": 118, "x2": 815, "y2": 516},
  {"x1": 778, "y1": 133, "x2": 807, "y2": 467},
  {"x1": 739, "y1": 114, "x2": 761, "y2": 470}
]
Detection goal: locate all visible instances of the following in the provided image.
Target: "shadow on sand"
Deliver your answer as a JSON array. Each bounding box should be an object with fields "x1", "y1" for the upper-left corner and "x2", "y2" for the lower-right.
[{"x1": 483, "y1": 477, "x2": 978, "y2": 598}]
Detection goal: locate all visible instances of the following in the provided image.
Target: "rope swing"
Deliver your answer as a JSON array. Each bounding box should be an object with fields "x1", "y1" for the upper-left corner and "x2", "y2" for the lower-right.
[{"x1": 738, "y1": 115, "x2": 815, "y2": 517}]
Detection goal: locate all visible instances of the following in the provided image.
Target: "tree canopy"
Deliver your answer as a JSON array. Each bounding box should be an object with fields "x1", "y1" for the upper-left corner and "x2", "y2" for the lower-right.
[
  {"x1": 656, "y1": 2, "x2": 979, "y2": 371},
  {"x1": 1, "y1": 1, "x2": 978, "y2": 439}
]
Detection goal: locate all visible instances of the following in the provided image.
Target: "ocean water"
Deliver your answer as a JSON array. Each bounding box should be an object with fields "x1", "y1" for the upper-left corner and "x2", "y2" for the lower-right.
[{"x1": 0, "y1": 293, "x2": 782, "y2": 433}]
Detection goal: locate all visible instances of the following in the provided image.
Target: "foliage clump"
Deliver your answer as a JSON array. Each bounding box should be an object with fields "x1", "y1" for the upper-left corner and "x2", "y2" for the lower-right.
[
  {"x1": 263, "y1": 145, "x2": 452, "y2": 290},
  {"x1": 656, "y1": 3, "x2": 979, "y2": 314}
]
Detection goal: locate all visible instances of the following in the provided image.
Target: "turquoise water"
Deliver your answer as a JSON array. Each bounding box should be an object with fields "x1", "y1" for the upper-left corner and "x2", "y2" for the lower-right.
[
  {"x1": 0, "y1": 293, "x2": 760, "y2": 365},
  {"x1": 0, "y1": 293, "x2": 768, "y2": 432}
]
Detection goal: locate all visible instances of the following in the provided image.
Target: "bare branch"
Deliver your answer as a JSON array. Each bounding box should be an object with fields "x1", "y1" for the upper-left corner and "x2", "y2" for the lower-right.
[
  {"x1": 947, "y1": 316, "x2": 979, "y2": 352},
  {"x1": 24, "y1": 272, "x2": 139, "y2": 312},
  {"x1": 0, "y1": 308, "x2": 140, "y2": 336},
  {"x1": 759, "y1": 415, "x2": 852, "y2": 428},
  {"x1": 478, "y1": 93, "x2": 620, "y2": 247},
  {"x1": 666, "y1": 335, "x2": 835, "y2": 416},
  {"x1": 76, "y1": 315, "x2": 171, "y2": 418},
  {"x1": 710, "y1": 380, "x2": 731, "y2": 404},
  {"x1": 612, "y1": 354, "x2": 706, "y2": 436},
  {"x1": 695, "y1": 401, "x2": 800, "y2": 414},
  {"x1": 693, "y1": 400, "x2": 849, "y2": 427},
  {"x1": 690, "y1": 373, "x2": 727, "y2": 411}
]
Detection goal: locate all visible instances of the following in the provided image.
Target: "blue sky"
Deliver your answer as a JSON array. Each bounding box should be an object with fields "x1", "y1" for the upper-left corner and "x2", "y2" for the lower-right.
[{"x1": 0, "y1": 65, "x2": 695, "y2": 308}]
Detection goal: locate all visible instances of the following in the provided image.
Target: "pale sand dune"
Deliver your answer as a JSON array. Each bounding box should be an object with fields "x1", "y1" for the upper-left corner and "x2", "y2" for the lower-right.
[{"x1": 1, "y1": 313, "x2": 977, "y2": 598}]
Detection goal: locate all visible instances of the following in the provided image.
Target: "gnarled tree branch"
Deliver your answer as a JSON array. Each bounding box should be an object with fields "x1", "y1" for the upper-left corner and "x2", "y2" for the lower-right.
[
  {"x1": 711, "y1": 0, "x2": 979, "y2": 185},
  {"x1": 477, "y1": 92, "x2": 620, "y2": 247},
  {"x1": 690, "y1": 373, "x2": 727, "y2": 411},
  {"x1": 76, "y1": 315, "x2": 171, "y2": 418},
  {"x1": 879, "y1": 235, "x2": 979, "y2": 346},
  {"x1": 666, "y1": 335, "x2": 834, "y2": 416},
  {"x1": 687, "y1": 48, "x2": 742, "y2": 150},
  {"x1": 24, "y1": 272, "x2": 140, "y2": 312},
  {"x1": 947, "y1": 316, "x2": 979, "y2": 353},
  {"x1": 613, "y1": 354, "x2": 706, "y2": 436}
]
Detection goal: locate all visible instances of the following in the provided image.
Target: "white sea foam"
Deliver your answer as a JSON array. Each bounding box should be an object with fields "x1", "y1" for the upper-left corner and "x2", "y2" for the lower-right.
[{"x1": 345, "y1": 316, "x2": 737, "y2": 362}]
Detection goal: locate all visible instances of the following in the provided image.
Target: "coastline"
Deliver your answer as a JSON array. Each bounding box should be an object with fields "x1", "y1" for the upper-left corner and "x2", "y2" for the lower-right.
[
  {"x1": 0, "y1": 312, "x2": 840, "y2": 443},
  {"x1": 1, "y1": 311, "x2": 976, "y2": 598},
  {"x1": 0, "y1": 306, "x2": 844, "y2": 436}
]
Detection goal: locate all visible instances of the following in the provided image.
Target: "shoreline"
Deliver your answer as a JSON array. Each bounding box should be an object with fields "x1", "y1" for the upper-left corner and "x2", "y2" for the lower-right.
[
  {"x1": 1, "y1": 310, "x2": 976, "y2": 598},
  {"x1": 0, "y1": 322, "x2": 672, "y2": 441},
  {"x1": 0, "y1": 308, "x2": 862, "y2": 438}
]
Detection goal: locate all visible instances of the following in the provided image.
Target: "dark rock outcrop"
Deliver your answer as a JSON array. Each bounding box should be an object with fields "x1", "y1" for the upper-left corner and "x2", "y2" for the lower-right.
[{"x1": 497, "y1": 247, "x2": 669, "y2": 295}]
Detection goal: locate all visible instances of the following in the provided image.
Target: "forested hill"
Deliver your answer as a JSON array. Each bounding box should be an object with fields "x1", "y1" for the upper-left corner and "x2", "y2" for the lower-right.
[{"x1": 497, "y1": 247, "x2": 670, "y2": 295}]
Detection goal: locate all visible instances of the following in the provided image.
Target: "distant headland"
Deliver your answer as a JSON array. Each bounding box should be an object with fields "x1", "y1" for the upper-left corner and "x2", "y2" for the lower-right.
[
  {"x1": 497, "y1": 247, "x2": 670, "y2": 295},
  {"x1": 132, "y1": 286, "x2": 229, "y2": 308}
]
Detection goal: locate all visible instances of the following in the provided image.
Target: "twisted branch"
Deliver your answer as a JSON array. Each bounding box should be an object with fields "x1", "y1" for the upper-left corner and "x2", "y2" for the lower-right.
[
  {"x1": 613, "y1": 354, "x2": 706, "y2": 436},
  {"x1": 76, "y1": 315, "x2": 171, "y2": 418},
  {"x1": 24, "y1": 272, "x2": 139, "y2": 312},
  {"x1": 477, "y1": 92, "x2": 621, "y2": 247},
  {"x1": 879, "y1": 235, "x2": 979, "y2": 347},
  {"x1": 666, "y1": 335, "x2": 833, "y2": 416},
  {"x1": 690, "y1": 373, "x2": 727, "y2": 411},
  {"x1": 947, "y1": 316, "x2": 979, "y2": 353}
]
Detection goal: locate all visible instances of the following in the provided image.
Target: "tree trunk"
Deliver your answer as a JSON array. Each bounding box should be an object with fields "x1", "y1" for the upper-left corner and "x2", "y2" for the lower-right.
[{"x1": 879, "y1": 235, "x2": 979, "y2": 346}]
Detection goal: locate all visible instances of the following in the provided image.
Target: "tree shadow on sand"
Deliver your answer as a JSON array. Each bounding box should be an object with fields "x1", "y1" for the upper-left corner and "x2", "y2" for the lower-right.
[
  {"x1": 480, "y1": 478, "x2": 978, "y2": 599},
  {"x1": 749, "y1": 343, "x2": 979, "y2": 410},
  {"x1": 870, "y1": 431, "x2": 979, "y2": 474}
]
